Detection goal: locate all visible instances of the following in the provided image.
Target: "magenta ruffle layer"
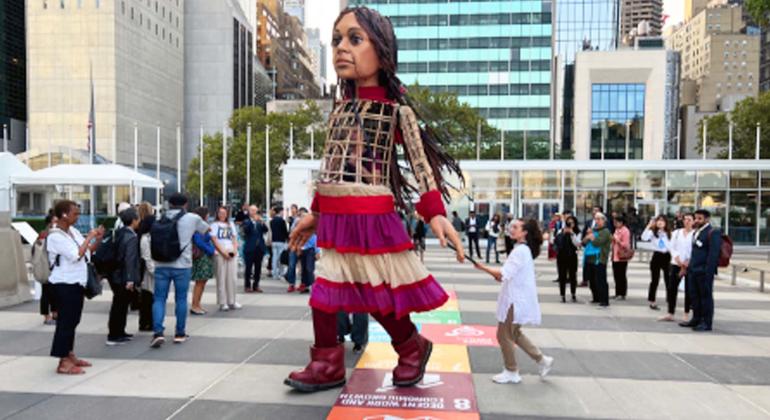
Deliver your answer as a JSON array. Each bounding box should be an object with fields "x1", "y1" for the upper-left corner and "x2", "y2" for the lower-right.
[
  {"x1": 309, "y1": 276, "x2": 449, "y2": 320},
  {"x1": 316, "y1": 212, "x2": 413, "y2": 255}
]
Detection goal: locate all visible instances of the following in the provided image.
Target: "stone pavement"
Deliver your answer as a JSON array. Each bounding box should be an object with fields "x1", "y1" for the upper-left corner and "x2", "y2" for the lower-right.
[{"x1": 1, "y1": 246, "x2": 770, "y2": 419}]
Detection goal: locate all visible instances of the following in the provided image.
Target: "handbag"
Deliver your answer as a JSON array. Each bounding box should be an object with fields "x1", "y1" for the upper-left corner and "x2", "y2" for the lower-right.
[
  {"x1": 84, "y1": 259, "x2": 103, "y2": 300},
  {"x1": 617, "y1": 245, "x2": 635, "y2": 261}
]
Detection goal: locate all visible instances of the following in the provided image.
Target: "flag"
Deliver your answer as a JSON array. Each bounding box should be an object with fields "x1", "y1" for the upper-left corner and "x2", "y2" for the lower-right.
[{"x1": 87, "y1": 63, "x2": 95, "y2": 161}]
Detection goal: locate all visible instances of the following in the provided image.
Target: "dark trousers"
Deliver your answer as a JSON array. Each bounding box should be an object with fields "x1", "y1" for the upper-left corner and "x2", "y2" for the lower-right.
[
  {"x1": 594, "y1": 263, "x2": 609, "y2": 305},
  {"x1": 648, "y1": 252, "x2": 671, "y2": 302},
  {"x1": 612, "y1": 261, "x2": 628, "y2": 297},
  {"x1": 665, "y1": 265, "x2": 686, "y2": 315},
  {"x1": 138, "y1": 289, "x2": 153, "y2": 330},
  {"x1": 467, "y1": 233, "x2": 481, "y2": 258},
  {"x1": 690, "y1": 272, "x2": 714, "y2": 328},
  {"x1": 50, "y1": 284, "x2": 84, "y2": 358},
  {"x1": 40, "y1": 283, "x2": 57, "y2": 316},
  {"x1": 504, "y1": 236, "x2": 514, "y2": 255},
  {"x1": 557, "y1": 254, "x2": 577, "y2": 297},
  {"x1": 107, "y1": 281, "x2": 131, "y2": 339},
  {"x1": 585, "y1": 262, "x2": 597, "y2": 301},
  {"x1": 337, "y1": 312, "x2": 369, "y2": 346},
  {"x1": 300, "y1": 249, "x2": 316, "y2": 287},
  {"x1": 243, "y1": 249, "x2": 265, "y2": 289}
]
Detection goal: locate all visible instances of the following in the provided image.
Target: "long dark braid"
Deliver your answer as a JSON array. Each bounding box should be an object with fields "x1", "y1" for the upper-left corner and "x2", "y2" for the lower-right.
[{"x1": 334, "y1": 6, "x2": 465, "y2": 210}]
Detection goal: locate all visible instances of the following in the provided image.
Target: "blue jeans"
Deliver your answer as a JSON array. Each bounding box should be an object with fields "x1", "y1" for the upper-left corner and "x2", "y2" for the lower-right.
[
  {"x1": 285, "y1": 250, "x2": 298, "y2": 284},
  {"x1": 337, "y1": 312, "x2": 369, "y2": 346},
  {"x1": 272, "y1": 242, "x2": 287, "y2": 278},
  {"x1": 486, "y1": 236, "x2": 499, "y2": 262},
  {"x1": 300, "y1": 248, "x2": 316, "y2": 287},
  {"x1": 153, "y1": 267, "x2": 192, "y2": 336}
]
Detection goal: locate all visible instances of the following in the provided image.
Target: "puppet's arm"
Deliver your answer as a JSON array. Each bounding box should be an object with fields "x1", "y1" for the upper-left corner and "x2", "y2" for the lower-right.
[{"x1": 399, "y1": 106, "x2": 445, "y2": 223}]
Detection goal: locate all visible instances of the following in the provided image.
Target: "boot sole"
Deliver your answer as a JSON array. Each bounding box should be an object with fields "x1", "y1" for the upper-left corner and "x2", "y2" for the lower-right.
[
  {"x1": 283, "y1": 377, "x2": 346, "y2": 393},
  {"x1": 393, "y1": 340, "x2": 433, "y2": 387}
]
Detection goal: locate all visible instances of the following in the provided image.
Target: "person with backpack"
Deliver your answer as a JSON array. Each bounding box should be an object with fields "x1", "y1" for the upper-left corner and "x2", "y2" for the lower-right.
[
  {"x1": 681, "y1": 209, "x2": 723, "y2": 332},
  {"x1": 106, "y1": 208, "x2": 140, "y2": 346},
  {"x1": 47, "y1": 199, "x2": 104, "y2": 374},
  {"x1": 33, "y1": 212, "x2": 58, "y2": 325},
  {"x1": 150, "y1": 193, "x2": 209, "y2": 348},
  {"x1": 611, "y1": 216, "x2": 633, "y2": 301}
]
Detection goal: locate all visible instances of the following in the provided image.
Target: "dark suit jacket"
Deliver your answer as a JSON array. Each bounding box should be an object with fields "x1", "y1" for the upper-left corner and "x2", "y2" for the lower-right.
[
  {"x1": 243, "y1": 219, "x2": 267, "y2": 252},
  {"x1": 688, "y1": 225, "x2": 722, "y2": 278}
]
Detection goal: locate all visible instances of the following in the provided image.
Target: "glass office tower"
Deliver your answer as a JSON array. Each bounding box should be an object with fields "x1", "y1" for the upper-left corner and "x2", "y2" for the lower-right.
[
  {"x1": 347, "y1": 0, "x2": 553, "y2": 148},
  {"x1": 0, "y1": 0, "x2": 26, "y2": 147},
  {"x1": 553, "y1": 0, "x2": 620, "y2": 154}
]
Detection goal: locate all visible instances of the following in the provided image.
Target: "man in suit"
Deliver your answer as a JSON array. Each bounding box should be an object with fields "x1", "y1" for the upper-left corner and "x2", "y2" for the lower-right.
[
  {"x1": 465, "y1": 211, "x2": 481, "y2": 259},
  {"x1": 680, "y1": 209, "x2": 722, "y2": 332}
]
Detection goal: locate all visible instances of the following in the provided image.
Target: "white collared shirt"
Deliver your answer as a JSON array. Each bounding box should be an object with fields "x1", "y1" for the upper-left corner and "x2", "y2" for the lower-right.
[
  {"x1": 669, "y1": 228, "x2": 694, "y2": 266},
  {"x1": 46, "y1": 226, "x2": 88, "y2": 286},
  {"x1": 641, "y1": 228, "x2": 670, "y2": 253}
]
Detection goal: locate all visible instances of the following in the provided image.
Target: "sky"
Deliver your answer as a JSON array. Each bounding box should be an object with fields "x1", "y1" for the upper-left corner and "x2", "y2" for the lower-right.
[{"x1": 304, "y1": 0, "x2": 687, "y2": 86}]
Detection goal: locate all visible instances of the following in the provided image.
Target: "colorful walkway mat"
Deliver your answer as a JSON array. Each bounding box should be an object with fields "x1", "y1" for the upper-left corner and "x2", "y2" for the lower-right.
[{"x1": 328, "y1": 287, "x2": 496, "y2": 420}]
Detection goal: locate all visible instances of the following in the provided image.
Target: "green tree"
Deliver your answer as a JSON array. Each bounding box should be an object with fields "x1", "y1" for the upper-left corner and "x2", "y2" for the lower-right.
[
  {"x1": 186, "y1": 102, "x2": 325, "y2": 207},
  {"x1": 746, "y1": 0, "x2": 770, "y2": 27},
  {"x1": 406, "y1": 84, "x2": 550, "y2": 159},
  {"x1": 698, "y1": 92, "x2": 770, "y2": 158}
]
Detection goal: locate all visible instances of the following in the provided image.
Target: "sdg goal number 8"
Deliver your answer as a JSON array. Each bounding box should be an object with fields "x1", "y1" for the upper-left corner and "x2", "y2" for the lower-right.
[{"x1": 453, "y1": 398, "x2": 471, "y2": 411}]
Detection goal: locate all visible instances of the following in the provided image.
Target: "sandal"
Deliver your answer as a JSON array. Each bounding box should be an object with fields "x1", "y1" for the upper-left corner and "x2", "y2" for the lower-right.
[
  {"x1": 57, "y1": 363, "x2": 86, "y2": 375},
  {"x1": 69, "y1": 354, "x2": 92, "y2": 367}
]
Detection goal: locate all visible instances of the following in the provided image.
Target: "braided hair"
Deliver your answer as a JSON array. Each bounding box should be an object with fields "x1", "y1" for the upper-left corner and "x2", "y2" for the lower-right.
[{"x1": 334, "y1": 6, "x2": 464, "y2": 210}]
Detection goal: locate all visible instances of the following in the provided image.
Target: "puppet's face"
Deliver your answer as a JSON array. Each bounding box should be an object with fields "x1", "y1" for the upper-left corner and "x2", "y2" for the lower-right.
[{"x1": 332, "y1": 12, "x2": 381, "y2": 86}]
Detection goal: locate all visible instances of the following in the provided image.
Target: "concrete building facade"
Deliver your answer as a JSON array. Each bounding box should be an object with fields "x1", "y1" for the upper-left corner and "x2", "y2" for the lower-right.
[
  {"x1": 573, "y1": 48, "x2": 680, "y2": 161},
  {"x1": 184, "y1": 0, "x2": 256, "y2": 174},
  {"x1": 26, "y1": 0, "x2": 184, "y2": 171},
  {"x1": 620, "y1": 0, "x2": 663, "y2": 40}
]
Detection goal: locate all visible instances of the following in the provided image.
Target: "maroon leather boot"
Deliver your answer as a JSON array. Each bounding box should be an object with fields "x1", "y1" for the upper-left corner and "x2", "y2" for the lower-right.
[
  {"x1": 284, "y1": 345, "x2": 346, "y2": 392},
  {"x1": 392, "y1": 331, "x2": 433, "y2": 387}
]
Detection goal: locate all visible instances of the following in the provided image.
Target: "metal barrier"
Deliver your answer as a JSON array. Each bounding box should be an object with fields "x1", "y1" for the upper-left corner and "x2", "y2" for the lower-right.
[{"x1": 731, "y1": 264, "x2": 767, "y2": 293}]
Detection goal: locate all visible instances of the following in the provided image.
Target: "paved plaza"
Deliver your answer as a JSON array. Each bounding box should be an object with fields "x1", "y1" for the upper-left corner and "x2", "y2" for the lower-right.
[{"x1": 1, "y1": 246, "x2": 770, "y2": 419}]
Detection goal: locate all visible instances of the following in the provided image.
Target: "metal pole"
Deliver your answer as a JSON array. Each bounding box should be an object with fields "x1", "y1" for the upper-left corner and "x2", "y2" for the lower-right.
[
  {"x1": 475, "y1": 120, "x2": 481, "y2": 160},
  {"x1": 222, "y1": 122, "x2": 227, "y2": 206},
  {"x1": 176, "y1": 123, "x2": 181, "y2": 193},
  {"x1": 676, "y1": 118, "x2": 682, "y2": 159},
  {"x1": 199, "y1": 125, "x2": 204, "y2": 206},
  {"x1": 625, "y1": 121, "x2": 631, "y2": 160},
  {"x1": 728, "y1": 120, "x2": 733, "y2": 160},
  {"x1": 289, "y1": 122, "x2": 294, "y2": 159},
  {"x1": 702, "y1": 119, "x2": 707, "y2": 160},
  {"x1": 732, "y1": 265, "x2": 737, "y2": 286},
  {"x1": 246, "y1": 123, "x2": 252, "y2": 205},
  {"x1": 89, "y1": 124, "x2": 95, "y2": 229},
  {"x1": 310, "y1": 128, "x2": 315, "y2": 159},
  {"x1": 156, "y1": 125, "x2": 161, "y2": 206},
  {"x1": 500, "y1": 130, "x2": 504, "y2": 160},
  {"x1": 756, "y1": 122, "x2": 761, "y2": 160},
  {"x1": 265, "y1": 125, "x2": 271, "y2": 210}
]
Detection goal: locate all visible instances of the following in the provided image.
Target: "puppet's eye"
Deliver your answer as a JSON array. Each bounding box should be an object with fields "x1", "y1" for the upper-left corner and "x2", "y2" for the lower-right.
[
  {"x1": 351, "y1": 35, "x2": 363, "y2": 45},
  {"x1": 331, "y1": 36, "x2": 342, "y2": 47}
]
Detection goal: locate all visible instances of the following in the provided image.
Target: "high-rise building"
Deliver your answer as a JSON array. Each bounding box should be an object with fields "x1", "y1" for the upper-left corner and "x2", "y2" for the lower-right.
[
  {"x1": 685, "y1": 0, "x2": 710, "y2": 20},
  {"x1": 347, "y1": 0, "x2": 553, "y2": 146},
  {"x1": 620, "y1": 0, "x2": 663, "y2": 42},
  {"x1": 284, "y1": 0, "x2": 305, "y2": 25},
  {"x1": 276, "y1": 13, "x2": 321, "y2": 99},
  {"x1": 184, "y1": 0, "x2": 257, "y2": 175},
  {"x1": 553, "y1": 0, "x2": 621, "y2": 154},
  {"x1": 668, "y1": 2, "x2": 760, "y2": 113},
  {"x1": 27, "y1": 0, "x2": 183, "y2": 172},
  {"x1": 0, "y1": 0, "x2": 26, "y2": 154},
  {"x1": 306, "y1": 28, "x2": 327, "y2": 90}
]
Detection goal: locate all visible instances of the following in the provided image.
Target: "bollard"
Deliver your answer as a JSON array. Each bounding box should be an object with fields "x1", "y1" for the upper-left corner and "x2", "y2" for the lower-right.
[
  {"x1": 761, "y1": 271, "x2": 765, "y2": 293},
  {"x1": 732, "y1": 265, "x2": 737, "y2": 286}
]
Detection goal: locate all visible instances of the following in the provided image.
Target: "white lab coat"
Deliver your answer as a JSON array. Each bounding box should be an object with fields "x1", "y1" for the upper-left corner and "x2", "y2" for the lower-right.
[{"x1": 497, "y1": 243, "x2": 541, "y2": 325}]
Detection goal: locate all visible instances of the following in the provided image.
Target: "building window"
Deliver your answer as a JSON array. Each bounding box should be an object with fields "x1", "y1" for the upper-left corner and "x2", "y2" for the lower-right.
[{"x1": 590, "y1": 84, "x2": 645, "y2": 160}]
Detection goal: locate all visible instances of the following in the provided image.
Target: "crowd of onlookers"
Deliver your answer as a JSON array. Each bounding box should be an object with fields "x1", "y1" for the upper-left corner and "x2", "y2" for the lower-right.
[
  {"x1": 33, "y1": 194, "x2": 325, "y2": 374},
  {"x1": 447, "y1": 206, "x2": 725, "y2": 330}
]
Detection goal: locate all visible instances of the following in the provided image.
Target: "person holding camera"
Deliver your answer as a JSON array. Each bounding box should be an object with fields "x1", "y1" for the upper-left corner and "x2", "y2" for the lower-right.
[{"x1": 212, "y1": 206, "x2": 242, "y2": 312}]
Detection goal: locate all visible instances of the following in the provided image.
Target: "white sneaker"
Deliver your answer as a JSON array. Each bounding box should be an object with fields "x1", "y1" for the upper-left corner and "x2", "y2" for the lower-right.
[
  {"x1": 492, "y1": 369, "x2": 522, "y2": 384},
  {"x1": 219, "y1": 304, "x2": 230, "y2": 312},
  {"x1": 230, "y1": 302, "x2": 242, "y2": 310},
  {"x1": 538, "y1": 355, "x2": 554, "y2": 378}
]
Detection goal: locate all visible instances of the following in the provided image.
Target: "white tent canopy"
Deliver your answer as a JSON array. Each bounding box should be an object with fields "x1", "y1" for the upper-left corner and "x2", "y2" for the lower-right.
[
  {"x1": 10, "y1": 164, "x2": 163, "y2": 189},
  {"x1": 0, "y1": 153, "x2": 33, "y2": 213}
]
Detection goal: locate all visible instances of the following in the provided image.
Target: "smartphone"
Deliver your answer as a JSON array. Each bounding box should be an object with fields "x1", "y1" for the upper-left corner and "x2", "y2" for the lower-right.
[{"x1": 228, "y1": 252, "x2": 235, "y2": 257}]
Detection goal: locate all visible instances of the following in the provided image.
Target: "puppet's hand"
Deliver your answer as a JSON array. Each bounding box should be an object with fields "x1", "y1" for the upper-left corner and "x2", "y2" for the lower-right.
[
  {"x1": 289, "y1": 213, "x2": 318, "y2": 253},
  {"x1": 429, "y1": 215, "x2": 465, "y2": 263}
]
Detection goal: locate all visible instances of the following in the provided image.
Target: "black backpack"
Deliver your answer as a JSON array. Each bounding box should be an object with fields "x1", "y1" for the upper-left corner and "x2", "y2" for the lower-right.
[
  {"x1": 151, "y1": 210, "x2": 186, "y2": 262},
  {"x1": 92, "y1": 229, "x2": 122, "y2": 276}
]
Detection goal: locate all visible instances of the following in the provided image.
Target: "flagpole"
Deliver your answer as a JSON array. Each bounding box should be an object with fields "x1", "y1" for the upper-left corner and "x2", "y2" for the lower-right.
[
  {"x1": 222, "y1": 121, "x2": 227, "y2": 206},
  {"x1": 199, "y1": 124, "x2": 204, "y2": 206},
  {"x1": 133, "y1": 122, "x2": 138, "y2": 203},
  {"x1": 265, "y1": 124, "x2": 270, "y2": 210},
  {"x1": 156, "y1": 125, "x2": 161, "y2": 206},
  {"x1": 89, "y1": 124, "x2": 95, "y2": 229},
  {"x1": 246, "y1": 123, "x2": 252, "y2": 205},
  {"x1": 176, "y1": 123, "x2": 181, "y2": 193}
]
